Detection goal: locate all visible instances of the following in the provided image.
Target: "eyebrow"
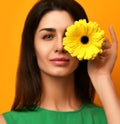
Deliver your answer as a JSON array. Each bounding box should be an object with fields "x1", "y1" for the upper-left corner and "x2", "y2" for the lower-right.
[
  {"x1": 39, "y1": 28, "x2": 56, "y2": 32},
  {"x1": 39, "y1": 28, "x2": 67, "y2": 36}
]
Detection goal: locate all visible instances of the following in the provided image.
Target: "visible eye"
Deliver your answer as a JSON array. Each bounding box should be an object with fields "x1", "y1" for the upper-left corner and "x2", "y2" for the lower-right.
[{"x1": 42, "y1": 34, "x2": 54, "y2": 40}]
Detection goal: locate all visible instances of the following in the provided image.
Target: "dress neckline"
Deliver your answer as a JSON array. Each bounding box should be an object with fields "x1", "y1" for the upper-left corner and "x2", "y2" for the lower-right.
[{"x1": 36, "y1": 104, "x2": 86, "y2": 114}]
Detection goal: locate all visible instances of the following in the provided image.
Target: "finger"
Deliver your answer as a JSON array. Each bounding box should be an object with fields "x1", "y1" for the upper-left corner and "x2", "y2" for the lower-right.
[
  {"x1": 109, "y1": 25, "x2": 118, "y2": 51},
  {"x1": 102, "y1": 38, "x2": 111, "y2": 50}
]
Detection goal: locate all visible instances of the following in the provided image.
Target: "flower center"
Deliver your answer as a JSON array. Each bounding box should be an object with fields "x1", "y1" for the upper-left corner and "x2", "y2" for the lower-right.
[{"x1": 81, "y1": 36, "x2": 89, "y2": 44}]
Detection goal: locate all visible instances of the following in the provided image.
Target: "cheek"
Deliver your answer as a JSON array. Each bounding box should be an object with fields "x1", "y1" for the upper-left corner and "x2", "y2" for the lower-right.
[
  {"x1": 35, "y1": 52, "x2": 43, "y2": 68},
  {"x1": 34, "y1": 45, "x2": 46, "y2": 65},
  {"x1": 70, "y1": 58, "x2": 79, "y2": 71},
  {"x1": 34, "y1": 41, "x2": 49, "y2": 59},
  {"x1": 34, "y1": 43, "x2": 53, "y2": 70}
]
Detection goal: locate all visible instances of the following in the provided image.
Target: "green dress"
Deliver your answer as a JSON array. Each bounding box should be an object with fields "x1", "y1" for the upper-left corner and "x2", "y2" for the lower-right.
[{"x1": 3, "y1": 104, "x2": 107, "y2": 124}]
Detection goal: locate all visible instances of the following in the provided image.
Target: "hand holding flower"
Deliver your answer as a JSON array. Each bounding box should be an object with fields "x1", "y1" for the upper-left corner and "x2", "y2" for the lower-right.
[
  {"x1": 63, "y1": 19, "x2": 118, "y2": 82},
  {"x1": 88, "y1": 26, "x2": 118, "y2": 79}
]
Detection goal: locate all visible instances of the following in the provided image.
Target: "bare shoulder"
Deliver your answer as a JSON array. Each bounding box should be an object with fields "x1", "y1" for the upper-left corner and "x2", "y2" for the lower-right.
[{"x1": 0, "y1": 115, "x2": 6, "y2": 124}]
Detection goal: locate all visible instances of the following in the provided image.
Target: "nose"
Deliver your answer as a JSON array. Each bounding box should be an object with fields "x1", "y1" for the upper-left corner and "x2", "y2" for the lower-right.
[{"x1": 54, "y1": 36, "x2": 66, "y2": 53}]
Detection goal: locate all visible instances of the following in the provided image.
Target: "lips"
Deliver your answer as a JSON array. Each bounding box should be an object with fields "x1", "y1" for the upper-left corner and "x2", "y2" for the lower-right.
[
  {"x1": 51, "y1": 58, "x2": 69, "y2": 61},
  {"x1": 50, "y1": 58, "x2": 69, "y2": 66}
]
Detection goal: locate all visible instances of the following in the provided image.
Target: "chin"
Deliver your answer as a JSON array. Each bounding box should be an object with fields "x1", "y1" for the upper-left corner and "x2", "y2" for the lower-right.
[{"x1": 50, "y1": 70, "x2": 74, "y2": 78}]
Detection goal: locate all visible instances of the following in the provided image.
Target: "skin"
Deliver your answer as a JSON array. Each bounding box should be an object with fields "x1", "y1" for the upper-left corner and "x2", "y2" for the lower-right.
[
  {"x1": 34, "y1": 10, "x2": 80, "y2": 111},
  {"x1": 0, "y1": 11, "x2": 120, "y2": 124}
]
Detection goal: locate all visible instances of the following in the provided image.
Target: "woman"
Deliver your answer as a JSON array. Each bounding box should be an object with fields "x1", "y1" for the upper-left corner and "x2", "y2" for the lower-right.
[{"x1": 0, "y1": 0, "x2": 120, "y2": 123}]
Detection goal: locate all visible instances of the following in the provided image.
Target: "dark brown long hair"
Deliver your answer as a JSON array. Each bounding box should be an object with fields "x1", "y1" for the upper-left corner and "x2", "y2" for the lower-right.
[{"x1": 11, "y1": 0, "x2": 95, "y2": 110}]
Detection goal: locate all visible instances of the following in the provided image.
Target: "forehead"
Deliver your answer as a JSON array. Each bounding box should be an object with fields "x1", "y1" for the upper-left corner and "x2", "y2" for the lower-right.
[{"x1": 37, "y1": 10, "x2": 74, "y2": 30}]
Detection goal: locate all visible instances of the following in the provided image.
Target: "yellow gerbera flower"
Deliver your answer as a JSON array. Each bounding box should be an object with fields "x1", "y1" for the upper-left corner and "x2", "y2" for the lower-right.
[{"x1": 63, "y1": 19, "x2": 105, "y2": 60}]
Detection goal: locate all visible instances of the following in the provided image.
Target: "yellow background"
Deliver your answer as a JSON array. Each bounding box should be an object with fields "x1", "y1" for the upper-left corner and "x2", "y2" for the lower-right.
[{"x1": 0, "y1": 0, "x2": 120, "y2": 113}]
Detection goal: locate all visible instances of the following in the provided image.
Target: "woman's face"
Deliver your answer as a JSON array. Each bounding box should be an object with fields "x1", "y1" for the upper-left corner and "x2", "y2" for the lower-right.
[{"x1": 34, "y1": 10, "x2": 79, "y2": 77}]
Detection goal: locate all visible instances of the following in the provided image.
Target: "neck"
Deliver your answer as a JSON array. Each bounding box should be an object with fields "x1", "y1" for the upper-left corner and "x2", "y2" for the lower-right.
[{"x1": 39, "y1": 73, "x2": 81, "y2": 111}]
